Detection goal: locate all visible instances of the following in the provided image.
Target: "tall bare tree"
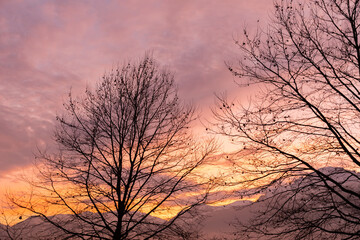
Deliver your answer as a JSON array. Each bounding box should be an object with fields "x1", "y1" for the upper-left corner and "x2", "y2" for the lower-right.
[
  {"x1": 214, "y1": 0, "x2": 360, "y2": 239},
  {"x1": 11, "y1": 55, "x2": 216, "y2": 240}
]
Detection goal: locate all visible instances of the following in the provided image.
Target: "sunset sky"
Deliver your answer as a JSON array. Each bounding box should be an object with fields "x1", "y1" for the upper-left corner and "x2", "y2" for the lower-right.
[{"x1": 0, "y1": 0, "x2": 273, "y2": 197}]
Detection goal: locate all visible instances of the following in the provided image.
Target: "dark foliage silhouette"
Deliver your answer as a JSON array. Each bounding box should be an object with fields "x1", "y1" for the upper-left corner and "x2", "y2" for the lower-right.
[
  {"x1": 214, "y1": 0, "x2": 360, "y2": 239},
  {"x1": 10, "y1": 55, "x2": 216, "y2": 240}
]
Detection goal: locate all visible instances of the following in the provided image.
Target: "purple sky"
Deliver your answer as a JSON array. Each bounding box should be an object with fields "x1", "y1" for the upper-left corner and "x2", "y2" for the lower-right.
[{"x1": 0, "y1": 0, "x2": 273, "y2": 175}]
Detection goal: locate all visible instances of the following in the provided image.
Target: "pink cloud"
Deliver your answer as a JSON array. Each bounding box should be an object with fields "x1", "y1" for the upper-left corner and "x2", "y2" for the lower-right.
[{"x1": 0, "y1": 0, "x2": 273, "y2": 172}]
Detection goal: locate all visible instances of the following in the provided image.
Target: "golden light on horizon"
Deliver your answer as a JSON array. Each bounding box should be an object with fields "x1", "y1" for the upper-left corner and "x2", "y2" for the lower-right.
[{"x1": 0, "y1": 156, "x2": 263, "y2": 227}]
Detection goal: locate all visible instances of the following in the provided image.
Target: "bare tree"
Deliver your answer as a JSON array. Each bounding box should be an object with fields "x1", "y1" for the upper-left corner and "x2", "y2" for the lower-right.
[
  {"x1": 10, "y1": 55, "x2": 216, "y2": 240},
  {"x1": 214, "y1": 0, "x2": 360, "y2": 239}
]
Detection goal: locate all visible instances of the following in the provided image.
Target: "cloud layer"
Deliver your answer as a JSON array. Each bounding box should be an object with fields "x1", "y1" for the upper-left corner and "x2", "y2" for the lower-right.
[{"x1": 0, "y1": 0, "x2": 272, "y2": 173}]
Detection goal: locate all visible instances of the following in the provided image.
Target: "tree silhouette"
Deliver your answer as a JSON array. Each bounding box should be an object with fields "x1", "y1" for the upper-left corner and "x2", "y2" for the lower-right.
[
  {"x1": 11, "y1": 55, "x2": 216, "y2": 240},
  {"x1": 214, "y1": 0, "x2": 360, "y2": 239}
]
